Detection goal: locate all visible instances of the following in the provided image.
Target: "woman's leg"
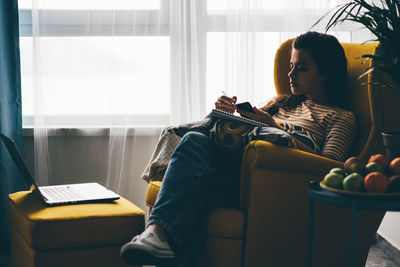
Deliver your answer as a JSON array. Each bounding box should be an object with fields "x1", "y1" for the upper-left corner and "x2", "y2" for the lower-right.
[
  {"x1": 149, "y1": 131, "x2": 225, "y2": 250},
  {"x1": 121, "y1": 132, "x2": 240, "y2": 266}
]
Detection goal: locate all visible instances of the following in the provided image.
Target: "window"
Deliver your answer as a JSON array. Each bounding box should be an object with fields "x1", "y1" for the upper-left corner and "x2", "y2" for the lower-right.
[
  {"x1": 19, "y1": 0, "x2": 354, "y2": 127},
  {"x1": 19, "y1": 0, "x2": 170, "y2": 127}
]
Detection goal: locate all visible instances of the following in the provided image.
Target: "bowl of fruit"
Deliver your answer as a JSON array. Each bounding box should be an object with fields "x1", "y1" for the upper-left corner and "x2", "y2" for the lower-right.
[{"x1": 320, "y1": 154, "x2": 400, "y2": 198}]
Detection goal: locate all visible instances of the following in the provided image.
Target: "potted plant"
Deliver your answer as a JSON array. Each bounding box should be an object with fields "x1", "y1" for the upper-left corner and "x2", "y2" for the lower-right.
[{"x1": 314, "y1": 0, "x2": 400, "y2": 158}]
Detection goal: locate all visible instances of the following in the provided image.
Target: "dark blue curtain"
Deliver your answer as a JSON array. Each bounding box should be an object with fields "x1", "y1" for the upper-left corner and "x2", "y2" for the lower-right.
[{"x1": 0, "y1": 0, "x2": 25, "y2": 246}]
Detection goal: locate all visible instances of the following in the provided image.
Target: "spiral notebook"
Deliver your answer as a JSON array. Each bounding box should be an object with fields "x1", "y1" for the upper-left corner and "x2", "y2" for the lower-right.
[{"x1": 206, "y1": 109, "x2": 270, "y2": 127}]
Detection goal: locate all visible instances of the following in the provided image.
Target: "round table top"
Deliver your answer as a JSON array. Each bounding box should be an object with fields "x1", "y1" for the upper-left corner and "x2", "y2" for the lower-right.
[{"x1": 308, "y1": 181, "x2": 400, "y2": 211}]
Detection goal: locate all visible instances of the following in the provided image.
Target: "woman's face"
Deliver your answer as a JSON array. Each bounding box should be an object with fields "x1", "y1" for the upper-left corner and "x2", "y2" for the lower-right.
[{"x1": 288, "y1": 48, "x2": 326, "y2": 101}]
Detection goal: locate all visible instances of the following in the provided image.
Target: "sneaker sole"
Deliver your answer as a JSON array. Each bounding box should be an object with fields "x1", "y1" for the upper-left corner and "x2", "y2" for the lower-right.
[{"x1": 121, "y1": 245, "x2": 174, "y2": 265}]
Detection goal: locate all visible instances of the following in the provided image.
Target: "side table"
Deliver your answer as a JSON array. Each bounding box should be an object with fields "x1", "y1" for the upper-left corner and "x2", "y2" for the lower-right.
[{"x1": 307, "y1": 181, "x2": 400, "y2": 267}]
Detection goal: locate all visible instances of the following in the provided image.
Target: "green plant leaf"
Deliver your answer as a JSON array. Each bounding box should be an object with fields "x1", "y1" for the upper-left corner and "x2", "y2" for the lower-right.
[{"x1": 313, "y1": 0, "x2": 400, "y2": 113}]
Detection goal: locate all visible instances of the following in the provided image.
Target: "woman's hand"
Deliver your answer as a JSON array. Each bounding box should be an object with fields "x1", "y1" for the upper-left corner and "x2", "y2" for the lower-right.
[
  {"x1": 215, "y1": 95, "x2": 237, "y2": 114},
  {"x1": 237, "y1": 107, "x2": 281, "y2": 129}
]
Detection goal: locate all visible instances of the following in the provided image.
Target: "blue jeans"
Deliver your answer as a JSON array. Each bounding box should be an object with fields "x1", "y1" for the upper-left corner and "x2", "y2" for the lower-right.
[{"x1": 148, "y1": 132, "x2": 241, "y2": 266}]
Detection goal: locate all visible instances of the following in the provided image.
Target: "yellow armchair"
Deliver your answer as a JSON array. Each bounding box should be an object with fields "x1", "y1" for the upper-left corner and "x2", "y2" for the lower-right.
[{"x1": 145, "y1": 39, "x2": 386, "y2": 267}]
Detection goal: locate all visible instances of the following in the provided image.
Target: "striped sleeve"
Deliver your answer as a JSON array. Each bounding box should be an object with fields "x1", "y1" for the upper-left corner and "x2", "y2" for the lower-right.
[{"x1": 320, "y1": 111, "x2": 356, "y2": 161}]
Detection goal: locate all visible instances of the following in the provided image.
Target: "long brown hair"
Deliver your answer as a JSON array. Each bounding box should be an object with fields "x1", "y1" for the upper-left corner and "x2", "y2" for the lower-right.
[{"x1": 262, "y1": 31, "x2": 348, "y2": 115}]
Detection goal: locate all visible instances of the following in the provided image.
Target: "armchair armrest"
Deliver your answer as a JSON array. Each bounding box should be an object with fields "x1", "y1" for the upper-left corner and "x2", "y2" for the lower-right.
[{"x1": 240, "y1": 140, "x2": 342, "y2": 209}]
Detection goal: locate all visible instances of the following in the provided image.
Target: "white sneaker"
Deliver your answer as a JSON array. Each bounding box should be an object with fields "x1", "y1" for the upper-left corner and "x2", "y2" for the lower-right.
[{"x1": 120, "y1": 227, "x2": 175, "y2": 265}]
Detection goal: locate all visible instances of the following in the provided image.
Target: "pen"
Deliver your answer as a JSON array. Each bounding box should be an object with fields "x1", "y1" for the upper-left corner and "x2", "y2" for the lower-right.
[{"x1": 221, "y1": 90, "x2": 227, "y2": 96}]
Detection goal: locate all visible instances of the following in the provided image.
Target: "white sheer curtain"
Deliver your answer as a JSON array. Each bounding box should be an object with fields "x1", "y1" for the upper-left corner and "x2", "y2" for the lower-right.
[
  {"x1": 19, "y1": 0, "x2": 372, "y2": 201},
  {"x1": 27, "y1": 0, "x2": 170, "y2": 195}
]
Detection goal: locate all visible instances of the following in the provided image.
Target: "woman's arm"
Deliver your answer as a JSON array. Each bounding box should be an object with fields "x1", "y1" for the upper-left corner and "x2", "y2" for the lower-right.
[
  {"x1": 238, "y1": 107, "x2": 320, "y2": 154},
  {"x1": 237, "y1": 107, "x2": 281, "y2": 128},
  {"x1": 320, "y1": 112, "x2": 356, "y2": 161}
]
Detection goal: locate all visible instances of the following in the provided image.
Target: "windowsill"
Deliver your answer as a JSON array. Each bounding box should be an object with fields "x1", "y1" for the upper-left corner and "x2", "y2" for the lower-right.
[
  {"x1": 21, "y1": 114, "x2": 170, "y2": 137},
  {"x1": 22, "y1": 126, "x2": 165, "y2": 137}
]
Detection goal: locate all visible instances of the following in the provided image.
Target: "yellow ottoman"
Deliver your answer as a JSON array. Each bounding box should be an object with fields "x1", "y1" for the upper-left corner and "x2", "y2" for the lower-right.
[{"x1": 8, "y1": 191, "x2": 145, "y2": 267}]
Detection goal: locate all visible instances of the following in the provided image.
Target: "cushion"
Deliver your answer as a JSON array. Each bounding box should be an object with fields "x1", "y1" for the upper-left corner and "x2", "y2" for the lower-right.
[
  {"x1": 8, "y1": 191, "x2": 145, "y2": 250},
  {"x1": 145, "y1": 181, "x2": 162, "y2": 208},
  {"x1": 168, "y1": 116, "x2": 295, "y2": 157},
  {"x1": 209, "y1": 119, "x2": 295, "y2": 156}
]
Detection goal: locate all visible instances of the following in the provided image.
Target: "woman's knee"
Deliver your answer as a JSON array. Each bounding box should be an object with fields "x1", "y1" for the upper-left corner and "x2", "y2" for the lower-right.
[
  {"x1": 181, "y1": 132, "x2": 212, "y2": 146},
  {"x1": 177, "y1": 132, "x2": 218, "y2": 158}
]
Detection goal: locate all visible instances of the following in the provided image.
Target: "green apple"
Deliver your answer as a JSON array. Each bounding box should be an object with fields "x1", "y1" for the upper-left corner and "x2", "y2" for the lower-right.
[
  {"x1": 343, "y1": 173, "x2": 364, "y2": 191},
  {"x1": 324, "y1": 173, "x2": 344, "y2": 189},
  {"x1": 330, "y1": 167, "x2": 346, "y2": 177},
  {"x1": 364, "y1": 162, "x2": 384, "y2": 174}
]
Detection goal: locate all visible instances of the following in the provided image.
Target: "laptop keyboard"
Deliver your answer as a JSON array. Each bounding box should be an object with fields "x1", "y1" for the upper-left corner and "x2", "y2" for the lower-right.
[{"x1": 40, "y1": 186, "x2": 83, "y2": 201}]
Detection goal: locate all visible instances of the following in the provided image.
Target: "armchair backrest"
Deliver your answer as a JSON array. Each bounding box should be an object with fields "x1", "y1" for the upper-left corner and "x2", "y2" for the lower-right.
[{"x1": 273, "y1": 39, "x2": 381, "y2": 161}]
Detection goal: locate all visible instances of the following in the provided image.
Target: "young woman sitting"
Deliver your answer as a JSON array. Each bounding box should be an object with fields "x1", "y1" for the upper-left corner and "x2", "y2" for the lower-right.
[{"x1": 120, "y1": 31, "x2": 356, "y2": 267}]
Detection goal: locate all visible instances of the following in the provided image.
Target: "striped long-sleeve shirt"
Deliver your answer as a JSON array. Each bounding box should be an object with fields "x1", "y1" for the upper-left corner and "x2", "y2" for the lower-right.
[{"x1": 272, "y1": 99, "x2": 356, "y2": 161}]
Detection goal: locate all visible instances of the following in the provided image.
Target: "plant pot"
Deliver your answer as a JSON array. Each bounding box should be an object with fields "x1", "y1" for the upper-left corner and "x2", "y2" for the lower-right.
[{"x1": 382, "y1": 131, "x2": 400, "y2": 159}]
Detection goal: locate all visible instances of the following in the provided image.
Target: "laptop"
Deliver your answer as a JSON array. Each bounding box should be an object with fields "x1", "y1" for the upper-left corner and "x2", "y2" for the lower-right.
[{"x1": 0, "y1": 133, "x2": 120, "y2": 205}]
